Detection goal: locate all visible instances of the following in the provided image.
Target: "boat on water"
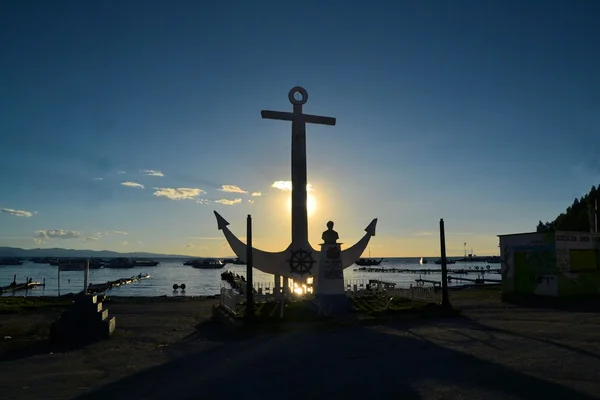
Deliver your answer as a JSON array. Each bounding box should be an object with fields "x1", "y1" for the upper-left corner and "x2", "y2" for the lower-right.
[
  {"x1": 131, "y1": 259, "x2": 160, "y2": 267},
  {"x1": 0, "y1": 258, "x2": 24, "y2": 266},
  {"x1": 222, "y1": 258, "x2": 245, "y2": 265},
  {"x1": 30, "y1": 257, "x2": 57, "y2": 264},
  {"x1": 355, "y1": 258, "x2": 383, "y2": 266},
  {"x1": 189, "y1": 259, "x2": 224, "y2": 269},
  {"x1": 108, "y1": 258, "x2": 134, "y2": 268},
  {"x1": 420, "y1": 257, "x2": 428, "y2": 264},
  {"x1": 434, "y1": 258, "x2": 457, "y2": 265},
  {"x1": 355, "y1": 247, "x2": 383, "y2": 266}
]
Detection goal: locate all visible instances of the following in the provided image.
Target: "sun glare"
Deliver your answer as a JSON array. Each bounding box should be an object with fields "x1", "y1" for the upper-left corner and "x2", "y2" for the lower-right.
[{"x1": 287, "y1": 194, "x2": 317, "y2": 217}]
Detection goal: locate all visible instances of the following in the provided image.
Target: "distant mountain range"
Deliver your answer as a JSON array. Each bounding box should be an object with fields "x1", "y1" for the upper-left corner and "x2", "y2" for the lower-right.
[{"x1": 0, "y1": 246, "x2": 196, "y2": 259}]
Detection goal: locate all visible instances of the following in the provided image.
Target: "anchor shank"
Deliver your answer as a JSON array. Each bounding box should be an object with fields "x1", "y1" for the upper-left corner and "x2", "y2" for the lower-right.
[{"x1": 291, "y1": 104, "x2": 308, "y2": 246}]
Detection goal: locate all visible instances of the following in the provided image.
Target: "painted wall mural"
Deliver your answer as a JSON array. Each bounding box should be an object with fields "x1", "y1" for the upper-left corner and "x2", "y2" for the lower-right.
[{"x1": 499, "y1": 231, "x2": 600, "y2": 297}]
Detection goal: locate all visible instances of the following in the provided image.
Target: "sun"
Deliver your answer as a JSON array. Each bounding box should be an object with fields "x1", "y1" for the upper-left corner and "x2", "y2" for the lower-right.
[{"x1": 287, "y1": 194, "x2": 317, "y2": 217}]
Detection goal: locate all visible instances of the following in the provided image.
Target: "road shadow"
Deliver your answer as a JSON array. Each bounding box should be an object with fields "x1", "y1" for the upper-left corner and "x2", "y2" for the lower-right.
[
  {"x1": 71, "y1": 319, "x2": 597, "y2": 400},
  {"x1": 446, "y1": 315, "x2": 600, "y2": 362},
  {"x1": 503, "y1": 295, "x2": 600, "y2": 314}
]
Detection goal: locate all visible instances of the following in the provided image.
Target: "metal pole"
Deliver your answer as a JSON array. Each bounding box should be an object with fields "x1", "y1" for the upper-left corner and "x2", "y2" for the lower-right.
[
  {"x1": 57, "y1": 263, "x2": 61, "y2": 296},
  {"x1": 84, "y1": 259, "x2": 90, "y2": 294},
  {"x1": 246, "y1": 215, "x2": 255, "y2": 320},
  {"x1": 439, "y1": 219, "x2": 451, "y2": 308}
]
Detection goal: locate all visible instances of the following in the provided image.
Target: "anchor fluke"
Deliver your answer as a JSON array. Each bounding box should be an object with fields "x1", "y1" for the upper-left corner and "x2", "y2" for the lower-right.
[
  {"x1": 213, "y1": 211, "x2": 230, "y2": 230},
  {"x1": 365, "y1": 218, "x2": 378, "y2": 236}
]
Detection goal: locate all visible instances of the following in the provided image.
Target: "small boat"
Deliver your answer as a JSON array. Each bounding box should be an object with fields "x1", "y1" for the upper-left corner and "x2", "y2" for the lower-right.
[
  {"x1": 420, "y1": 257, "x2": 428, "y2": 264},
  {"x1": 355, "y1": 258, "x2": 383, "y2": 266},
  {"x1": 434, "y1": 258, "x2": 456, "y2": 265},
  {"x1": 131, "y1": 259, "x2": 160, "y2": 267},
  {"x1": 108, "y1": 258, "x2": 133, "y2": 268},
  {"x1": 355, "y1": 247, "x2": 383, "y2": 266},
  {"x1": 0, "y1": 258, "x2": 23, "y2": 266},
  {"x1": 222, "y1": 258, "x2": 245, "y2": 265},
  {"x1": 189, "y1": 259, "x2": 224, "y2": 269}
]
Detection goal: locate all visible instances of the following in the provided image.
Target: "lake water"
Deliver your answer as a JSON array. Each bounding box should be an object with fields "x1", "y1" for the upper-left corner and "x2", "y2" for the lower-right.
[{"x1": 0, "y1": 258, "x2": 500, "y2": 297}]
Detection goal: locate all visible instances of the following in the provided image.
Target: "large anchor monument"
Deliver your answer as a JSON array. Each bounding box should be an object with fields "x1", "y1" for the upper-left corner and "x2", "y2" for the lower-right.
[{"x1": 214, "y1": 86, "x2": 377, "y2": 312}]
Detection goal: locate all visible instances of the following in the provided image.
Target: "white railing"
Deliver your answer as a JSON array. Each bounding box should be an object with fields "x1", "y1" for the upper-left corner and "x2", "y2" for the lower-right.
[
  {"x1": 220, "y1": 287, "x2": 239, "y2": 315},
  {"x1": 392, "y1": 286, "x2": 439, "y2": 304},
  {"x1": 344, "y1": 279, "x2": 440, "y2": 304}
]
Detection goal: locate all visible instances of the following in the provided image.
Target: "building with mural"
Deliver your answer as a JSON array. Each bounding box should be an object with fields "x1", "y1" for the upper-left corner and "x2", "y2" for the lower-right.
[{"x1": 498, "y1": 231, "x2": 600, "y2": 298}]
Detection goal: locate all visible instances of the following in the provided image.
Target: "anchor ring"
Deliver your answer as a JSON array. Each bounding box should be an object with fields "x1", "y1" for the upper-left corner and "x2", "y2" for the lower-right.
[{"x1": 288, "y1": 86, "x2": 308, "y2": 105}]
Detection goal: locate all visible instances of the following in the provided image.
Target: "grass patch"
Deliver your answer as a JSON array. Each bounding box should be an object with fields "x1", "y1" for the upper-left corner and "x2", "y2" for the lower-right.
[
  {"x1": 449, "y1": 285, "x2": 502, "y2": 301},
  {"x1": 0, "y1": 297, "x2": 72, "y2": 314},
  {"x1": 231, "y1": 295, "x2": 456, "y2": 327}
]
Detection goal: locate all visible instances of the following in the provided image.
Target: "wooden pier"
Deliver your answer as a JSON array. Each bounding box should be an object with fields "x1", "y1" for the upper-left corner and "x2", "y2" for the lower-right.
[
  {"x1": 353, "y1": 266, "x2": 501, "y2": 274},
  {"x1": 447, "y1": 275, "x2": 501, "y2": 284},
  {"x1": 87, "y1": 274, "x2": 151, "y2": 294},
  {"x1": 0, "y1": 280, "x2": 46, "y2": 294}
]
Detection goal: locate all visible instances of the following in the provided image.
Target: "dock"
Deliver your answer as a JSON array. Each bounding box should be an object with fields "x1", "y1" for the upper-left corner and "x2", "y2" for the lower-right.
[
  {"x1": 353, "y1": 267, "x2": 501, "y2": 274},
  {"x1": 0, "y1": 280, "x2": 46, "y2": 294},
  {"x1": 87, "y1": 274, "x2": 151, "y2": 294},
  {"x1": 415, "y1": 278, "x2": 442, "y2": 288},
  {"x1": 447, "y1": 275, "x2": 501, "y2": 284}
]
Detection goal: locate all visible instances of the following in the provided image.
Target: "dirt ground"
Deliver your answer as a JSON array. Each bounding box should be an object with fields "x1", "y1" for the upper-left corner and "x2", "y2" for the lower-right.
[{"x1": 1, "y1": 290, "x2": 599, "y2": 400}]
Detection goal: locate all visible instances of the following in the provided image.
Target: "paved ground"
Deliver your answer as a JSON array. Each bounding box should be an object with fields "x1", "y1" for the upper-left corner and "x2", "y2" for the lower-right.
[{"x1": 1, "y1": 294, "x2": 599, "y2": 400}]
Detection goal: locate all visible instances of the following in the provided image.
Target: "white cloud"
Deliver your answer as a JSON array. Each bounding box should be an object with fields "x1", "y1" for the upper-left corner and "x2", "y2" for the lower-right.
[
  {"x1": 106, "y1": 230, "x2": 127, "y2": 235},
  {"x1": 137, "y1": 240, "x2": 143, "y2": 245},
  {"x1": 214, "y1": 198, "x2": 242, "y2": 205},
  {"x1": 251, "y1": 192, "x2": 262, "y2": 196},
  {"x1": 185, "y1": 243, "x2": 195, "y2": 248},
  {"x1": 1, "y1": 208, "x2": 34, "y2": 217},
  {"x1": 248, "y1": 200, "x2": 255, "y2": 204},
  {"x1": 93, "y1": 177, "x2": 103, "y2": 181},
  {"x1": 140, "y1": 169, "x2": 165, "y2": 177},
  {"x1": 34, "y1": 229, "x2": 81, "y2": 240},
  {"x1": 153, "y1": 187, "x2": 205, "y2": 200},
  {"x1": 117, "y1": 171, "x2": 126, "y2": 174},
  {"x1": 34, "y1": 238, "x2": 43, "y2": 245},
  {"x1": 120, "y1": 241, "x2": 129, "y2": 246},
  {"x1": 271, "y1": 181, "x2": 313, "y2": 192},
  {"x1": 196, "y1": 199, "x2": 211, "y2": 205},
  {"x1": 121, "y1": 181, "x2": 144, "y2": 189},
  {"x1": 83, "y1": 237, "x2": 99, "y2": 243},
  {"x1": 219, "y1": 185, "x2": 248, "y2": 194}
]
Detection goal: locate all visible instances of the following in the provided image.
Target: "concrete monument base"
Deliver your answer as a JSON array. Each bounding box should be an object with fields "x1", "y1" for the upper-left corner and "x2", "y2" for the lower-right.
[{"x1": 50, "y1": 294, "x2": 115, "y2": 344}]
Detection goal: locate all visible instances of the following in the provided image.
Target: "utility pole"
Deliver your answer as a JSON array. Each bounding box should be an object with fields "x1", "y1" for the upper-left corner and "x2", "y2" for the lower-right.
[{"x1": 439, "y1": 219, "x2": 451, "y2": 309}]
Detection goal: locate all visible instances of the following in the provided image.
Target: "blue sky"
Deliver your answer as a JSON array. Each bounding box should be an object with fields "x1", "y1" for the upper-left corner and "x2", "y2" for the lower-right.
[{"x1": 1, "y1": 1, "x2": 599, "y2": 257}]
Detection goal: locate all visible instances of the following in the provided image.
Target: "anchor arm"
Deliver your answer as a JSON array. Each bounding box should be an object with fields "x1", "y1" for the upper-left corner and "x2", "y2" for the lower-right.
[
  {"x1": 214, "y1": 211, "x2": 292, "y2": 276},
  {"x1": 340, "y1": 218, "x2": 378, "y2": 269}
]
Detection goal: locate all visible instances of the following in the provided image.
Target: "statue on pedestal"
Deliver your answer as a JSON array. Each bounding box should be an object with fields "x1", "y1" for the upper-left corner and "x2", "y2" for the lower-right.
[{"x1": 322, "y1": 221, "x2": 339, "y2": 245}]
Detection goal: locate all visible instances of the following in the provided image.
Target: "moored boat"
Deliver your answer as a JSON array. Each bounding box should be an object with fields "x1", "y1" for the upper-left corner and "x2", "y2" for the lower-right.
[
  {"x1": 189, "y1": 259, "x2": 224, "y2": 269},
  {"x1": 355, "y1": 258, "x2": 383, "y2": 266},
  {"x1": 131, "y1": 259, "x2": 160, "y2": 267},
  {"x1": 434, "y1": 258, "x2": 457, "y2": 265},
  {"x1": 0, "y1": 257, "x2": 23, "y2": 266},
  {"x1": 108, "y1": 257, "x2": 133, "y2": 268}
]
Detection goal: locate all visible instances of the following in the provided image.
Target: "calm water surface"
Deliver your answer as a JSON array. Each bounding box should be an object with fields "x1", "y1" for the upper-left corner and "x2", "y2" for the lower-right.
[{"x1": 0, "y1": 258, "x2": 499, "y2": 297}]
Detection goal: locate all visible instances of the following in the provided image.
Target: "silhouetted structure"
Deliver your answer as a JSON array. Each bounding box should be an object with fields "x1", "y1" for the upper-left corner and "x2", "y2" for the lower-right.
[{"x1": 322, "y1": 221, "x2": 339, "y2": 244}]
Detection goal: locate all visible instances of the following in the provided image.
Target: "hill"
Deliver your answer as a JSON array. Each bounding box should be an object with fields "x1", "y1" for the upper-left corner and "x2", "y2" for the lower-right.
[
  {"x1": 0, "y1": 247, "x2": 193, "y2": 258},
  {"x1": 536, "y1": 185, "x2": 599, "y2": 232}
]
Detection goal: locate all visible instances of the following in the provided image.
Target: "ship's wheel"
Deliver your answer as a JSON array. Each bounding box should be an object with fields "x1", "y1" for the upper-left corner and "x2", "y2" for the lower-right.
[{"x1": 287, "y1": 249, "x2": 315, "y2": 276}]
